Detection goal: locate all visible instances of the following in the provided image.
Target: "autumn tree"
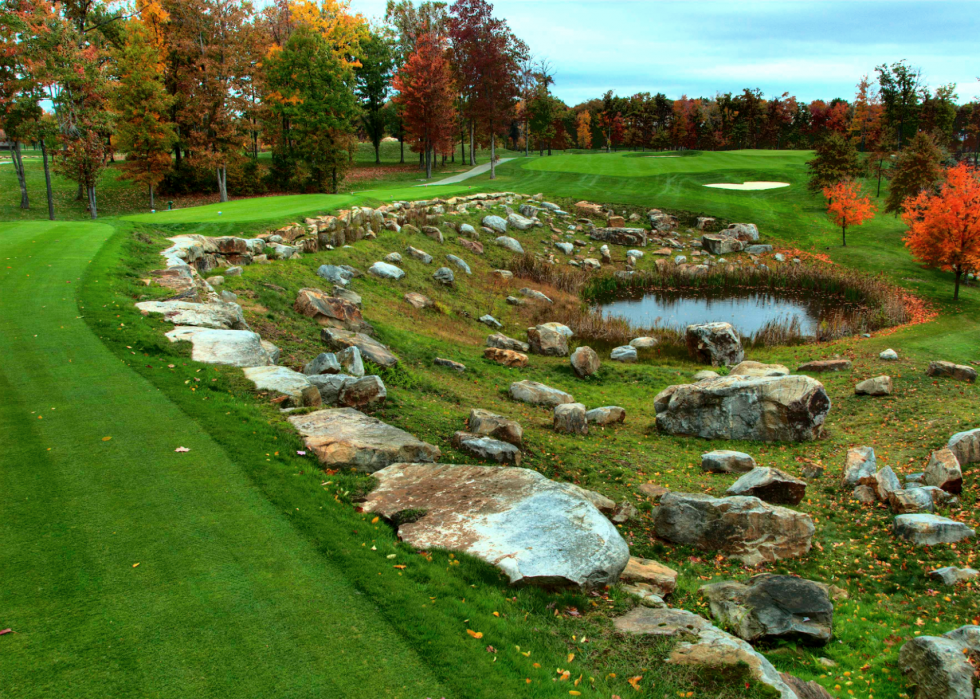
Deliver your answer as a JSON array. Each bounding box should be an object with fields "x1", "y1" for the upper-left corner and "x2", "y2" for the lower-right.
[
  {"x1": 575, "y1": 109, "x2": 592, "y2": 149},
  {"x1": 392, "y1": 31, "x2": 455, "y2": 179},
  {"x1": 114, "y1": 16, "x2": 176, "y2": 208},
  {"x1": 264, "y1": 0, "x2": 367, "y2": 192},
  {"x1": 806, "y1": 132, "x2": 861, "y2": 193},
  {"x1": 903, "y1": 162, "x2": 980, "y2": 300},
  {"x1": 823, "y1": 180, "x2": 877, "y2": 247},
  {"x1": 885, "y1": 131, "x2": 944, "y2": 214},
  {"x1": 356, "y1": 27, "x2": 396, "y2": 164}
]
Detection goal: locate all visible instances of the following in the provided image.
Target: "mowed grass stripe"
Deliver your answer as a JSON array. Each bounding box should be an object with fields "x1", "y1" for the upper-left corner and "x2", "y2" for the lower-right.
[{"x1": 0, "y1": 221, "x2": 446, "y2": 698}]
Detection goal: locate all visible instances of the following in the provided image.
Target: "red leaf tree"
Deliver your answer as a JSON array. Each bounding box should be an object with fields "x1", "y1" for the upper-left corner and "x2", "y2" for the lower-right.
[
  {"x1": 392, "y1": 31, "x2": 456, "y2": 179},
  {"x1": 822, "y1": 180, "x2": 877, "y2": 247},
  {"x1": 902, "y1": 162, "x2": 980, "y2": 300}
]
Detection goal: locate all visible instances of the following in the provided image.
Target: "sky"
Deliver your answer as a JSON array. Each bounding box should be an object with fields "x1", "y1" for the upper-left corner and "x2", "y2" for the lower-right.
[{"x1": 348, "y1": 0, "x2": 980, "y2": 106}]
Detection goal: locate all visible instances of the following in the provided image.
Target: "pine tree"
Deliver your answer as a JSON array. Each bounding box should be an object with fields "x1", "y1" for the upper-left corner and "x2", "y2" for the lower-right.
[
  {"x1": 355, "y1": 28, "x2": 395, "y2": 164},
  {"x1": 885, "y1": 132, "x2": 944, "y2": 214},
  {"x1": 114, "y1": 18, "x2": 176, "y2": 208}
]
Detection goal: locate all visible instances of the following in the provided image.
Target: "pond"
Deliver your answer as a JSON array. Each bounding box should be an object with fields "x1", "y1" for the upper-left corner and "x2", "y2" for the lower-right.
[{"x1": 596, "y1": 289, "x2": 857, "y2": 338}]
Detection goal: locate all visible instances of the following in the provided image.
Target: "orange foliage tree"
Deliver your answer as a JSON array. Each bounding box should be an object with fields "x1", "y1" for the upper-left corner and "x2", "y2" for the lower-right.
[
  {"x1": 902, "y1": 162, "x2": 980, "y2": 300},
  {"x1": 823, "y1": 180, "x2": 877, "y2": 247},
  {"x1": 392, "y1": 31, "x2": 456, "y2": 179}
]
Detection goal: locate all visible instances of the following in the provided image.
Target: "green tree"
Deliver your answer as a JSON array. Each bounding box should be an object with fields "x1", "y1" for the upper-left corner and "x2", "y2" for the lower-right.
[
  {"x1": 113, "y1": 18, "x2": 176, "y2": 209},
  {"x1": 265, "y1": 23, "x2": 363, "y2": 191},
  {"x1": 806, "y1": 132, "x2": 862, "y2": 193},
  {"x1": 356, "y1": 28, "x2": 395, "y2": 164},
  {"x1": 885, "y1": 131, "x2": 944, "y2": 214},
  {"x1": 876, "y1": 60, "x2": 921, "y2": 150}
]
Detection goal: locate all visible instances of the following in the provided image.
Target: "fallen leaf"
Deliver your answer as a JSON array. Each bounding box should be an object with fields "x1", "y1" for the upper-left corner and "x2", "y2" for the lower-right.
[
  {"x1": 567, "y1": 653, "x2": 575, "y2": 662},
  {"x1": 0, "y1": 629, "x2": 12, "y2": 636},
  {"x1": 393, "y1": 564, "x2": 406, "y2": 570},
  {"x1": 627, "y1": 676, "x2": 643, "y2": 690},
  {"x1": 371, "y1": 517, "x2": 379, "y2": 524},
  {"x1": 102, "y1": 436, "x2": 112, "y2": 442},
  {"x1": 132, "y1": 563, "x2": 140, "y2": 568},
  {"x1": 466, "y1": 629, "x2": 483, "y2": 639}
]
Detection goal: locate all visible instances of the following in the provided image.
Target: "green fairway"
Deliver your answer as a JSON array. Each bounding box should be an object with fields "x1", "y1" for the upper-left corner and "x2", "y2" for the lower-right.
[{"x1": 0, "y1": 221, "x2": 447, "y2": 698}]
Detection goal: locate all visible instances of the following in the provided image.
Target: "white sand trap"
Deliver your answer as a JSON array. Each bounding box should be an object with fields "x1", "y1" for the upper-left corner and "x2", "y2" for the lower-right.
[
  {"x1": 644, "y1": 155, "x2": 680, "y2": 158},
  {"x1": 704, "y1": 181, "x2": 790, "y2": 191}
]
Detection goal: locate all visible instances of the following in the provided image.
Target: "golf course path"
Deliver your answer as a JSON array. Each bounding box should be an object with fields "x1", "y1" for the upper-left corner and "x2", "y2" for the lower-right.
[
  {"x1": 417, "y1": 157, "x2": 514, "y2": 186},
  {"x1": 0, "y1": 221, "x2": 446, "y2": 698}
]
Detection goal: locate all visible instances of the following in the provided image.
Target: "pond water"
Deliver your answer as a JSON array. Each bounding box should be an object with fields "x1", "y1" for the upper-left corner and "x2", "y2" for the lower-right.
[{"x1": 596, "y1": 289, "x2": 850, "y2": 337}]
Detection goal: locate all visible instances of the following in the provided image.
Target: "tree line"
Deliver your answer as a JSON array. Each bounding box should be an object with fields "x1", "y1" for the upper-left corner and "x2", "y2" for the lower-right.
[{"x1": 3, "y1": 0, "x2": 980, "y2": 220}]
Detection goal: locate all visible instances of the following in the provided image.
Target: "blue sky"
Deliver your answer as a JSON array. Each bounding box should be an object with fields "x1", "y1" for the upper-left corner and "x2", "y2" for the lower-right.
[{"x1": 349, "y1": 0, "x2": 980, "y2": 105}]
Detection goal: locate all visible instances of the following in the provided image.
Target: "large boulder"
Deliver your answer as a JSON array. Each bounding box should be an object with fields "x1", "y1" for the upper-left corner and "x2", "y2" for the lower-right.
[
  {"x1": 894, "y1": 514, "x2": 975, "y2": 546},
  {"x1": 506, "y1": 213, "x2": 535, "y2": 230},
  {"x1": 948, "y1": 428, "x2": 980, "y2": 465},
  {"x1": 136, "y1": 300, "x2": 248, "y2": 330},
  {"x1": 927, "y1": 361, "x2": 977, "y2": 383},
  {"x1": 855, "y1": 375, "x2": 892, "y2": 396},
  {"x1": 619, "y1": 557, "x2": 678, "y2": 596},
  {"x1": 654, "y1": 375, "x2": 830, "y2": 442},
  {"x1": 165, "y1": 326, "x2": 276, "y2": 367},
  {"x1": 467, "y1": 409, "x2": 523, "y2": 449},
  {"x1": 726, "y1": 467, "x2": 807, "y2": 505},
  {"x1": 495, "y1": 236, "x2": 524, "y2": 254},
  {"x1": 586, "y1": 406, "x2": 626, "y2": 426},
  {"x1": 338, "y1": 375, "x2": 387, "y2": 411},
  {"x1": 653, "y1": 492, "x2": 814, "y2": 566},
  {"x1": 701, "y1": 234, "x2": 745, "y2": 255},
  {"x1": 685, "y1": 322, "x2": 744, "y2": 366},
  {"x1": 613, "y1": 607, "x2": 797, "y2": 699},
  {"x1": 527, "y1": 325, "x2": 569, "y2": 356},
  {"x1": 889, "y1": 487, "x2": 936, "y2": 514},
  {"x1": 303, "y1": 352, "x2": 342, "y2": 376},
  {"x1": 924, "y1": 448, "x2": 963, "y2": 494},
  {"x1": 797, "y1": 359, "x2": 852, "y2": 373},
  {"x1": 288, "y1": 408, "x2": 440, "y2": 472},
  {"x1": 321, "y1": 327, "x2": 399, "y2": 368},
  {"x1": 367, "y1": 261, "x2": 405, "y2": 280},
  {"x1": 482, "y1": 215, "x2": 507, "y2": 233},
  {"x1": 899, "y1": 627, "x2": 980, "y2": 699},
  {"x1": 361, "y1": 463, "x2": 630, "y2": 588},
  {"x1": 510, "y1": 380, "x2": 574, "y2": 406},
  {"x1": 294, "y1": 288, "x2": 366, "y2": 331},
  {"x1": 553, "y1": 403, "x2": 588, "y2": 435},
  {"x1": 570, "y1": 346, "x2": 600, "y2": 377},
  {"x1": 722, "y1": 223, "x2": 760, "y2": 242},
  {"x1": 700, "y1": 574, "x2": 834, "y2": 644}
]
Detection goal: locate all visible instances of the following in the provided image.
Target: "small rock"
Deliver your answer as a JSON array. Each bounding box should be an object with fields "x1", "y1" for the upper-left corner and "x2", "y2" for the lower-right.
[
  {"x1": 619, "y1": 557, "x2": 677, "y2": 596},
  {"x1": 303, "y1": 352, "x2": 342, "y2": 376},
  {"x1": 924, "y1": 448, "x2": 963, "y2": 494},
  {"x1": 629, "y1": 337, "x2": 657, "y2": 349},
  {"x1": 510, "y1": 380, "x2": 574, "y2": 406},
  {"x1": 855, "y1": 375, "x2": 892, "y2": 396},
  {"x1": 527, "y1": 325, "x2": 569, "y2": 357},
  {"x1": 384, "y1": 252, "x2": 403, "y2": 264},
  {"x1": 889, "y1": 487, "x2": 935, "y2": 514},
  {"x1": 880, "y1": 348, "x2": 899, "y2": 360},
  {"x1": 208, "y1": 275, "x2": 225, "y2": 286},
  {"x1": 842, "y1": 446, "x2": 877, "y2": 488},
  {"x1": 570, "y1": 346, "x2": 600, "y2": 377},
  {"x1": 445, "y1": 254, "x2": 471, "y2": 274},
  {"x1": 726, "y1": 467, "x2": 807, "y2": 505},
  {"x1": 367, "y1": 261, "x2": 405, "y2": 280},
  {"x1": 931, "y1": 567, "x2": 980, "y2": 586},
  {"x1": 797, "y1": 359, "x2": 852, "y2": 373},
  {"x1": 638, "y1": 483, "x2": 670, "y2": 500},
  {"x1": 852, "y1": 485, "x2": 877, "y2": 503},
  {"x1": 519, "y1": 288, "x2": 552, "y2": 303},
  {"x1": 337, "y1": 345, "x2": 365, "y2": 377},
  {"x1": 610, "y1": 345, "x2": 638, "y2": 362},
  {"x1": 432, "y1": 267, "x2": 454, "y2": 285},
  {"x1": 701, "y1": 450, "x2": 756, "y2": 474},
  {"x1": 404, "y1": 292, "x2": 434, "y2": 310},
  {"x1": 585, "y1": 406, "x2": 626, "y2": 426},
  {"x1": 338, "y1": 375, "x2": 386, "y2": 410},
  {"x1": 729, "y1": 360, "x2": 789, "y2": 378},
  {"x1": 947, "y1": 428, "x2": 980, "y2": 466},
  {"x1": 467, "y1": 409, "x2": 523, "y2": 449},
  {"x1": 483, "y1": 347, "x2": 528, "y2": 368},
  {"x1": 553, "y1": 402, "x2": 588, "y2": 435},
  {"x1": 494, "y1": 236, "x2": 523, "y2": 254},
  {"x1": 874, "y1": 465, "x2": 903, "y2": 501},
  {"x1": 486, "y1": 333, "x2": 529, "y2": 352},
  {"x1": 693, "y1": 369, "x2": 720, "y2": 381},
  {"x1": 434, "y1": 357, "x2": 465, "y2": 373},
  {"x1": 479, "y1": 314, "x2": 502, "y2": 329},
  {"x1": 685, "y1": 322, "x2": 744, "y2": 366},
  {"x1": 927, "y1": 361, "x2": 977, "y2": 383},
  {"x1": 405, "y1": 245, "x2": 432, "y2": 263},
  {"x1": 451, "y1": 431, "x2": 521, "y2": 464}
]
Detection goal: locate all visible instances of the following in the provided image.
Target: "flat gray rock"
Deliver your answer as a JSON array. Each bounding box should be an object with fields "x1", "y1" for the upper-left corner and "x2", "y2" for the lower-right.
[
  {"x1": 554, "y1": 403, "x2": 588, "y2": 435},
  {"x1": 948, "y1": 428, "x2": 980, "y2": 465},
  {"x1": 610, "y1": 345, "x2": 637, "y2": 362},
  {"x1": 894, "y1": 514, "x2": 975, "y2": 546},
  {"x1": 136, "y1": 300, "x2": 248, "y2": 330},
  {"x1": 855, "y1": 375, "x2": 892, "y2": 396},
  {"x1": 367, "y1": 261, "x2": 405, "y2": 280},
  {"x1": 494, "y1": 236, "x2": 524, "y2": 254},
  {"x1": 304, "y1": 352, "x2": 342, "y2": 376},
  {"x1": 452, "y1": 431, "x2": 521, "y2": 464},
  {"x1": 842, "y1": 446, "x2": 877, "y2": 488},
  {"x1": 361, "y1": 463, "x2": 629, "y2": 588},
  {"x1": 288, "y1": 408, "x2": 440, "y2": 472},
  {"x1": 570, "y1": 346, "x2": 600, "y2": 377},
  {"x1": 509, "y1": 380, "x2": 574, "y2": 406},
  {"x1": 931, "y1": 567, "x2": 980, "y2": 586},
  {"x1": 586, "y1": 406, "x2": 625, "y2": 426},
  {"x1": 321, "y1": 328, "x2": 399, "y2": 368},
  {"x1": 726, "y1": 467, "x2": 807, "y2": 505},
  {"x1": 467, "y1": 409, "x2": 523, "y2": 448},
  {"x1": 445, "y1": 254, "x2": 471, "y2": 274},
  {"x1": 482, "y1": 215, "x2": 507, "y2": 233},
  {"x1": 243, "y1": 365, "x2": 320, "y2": 407},
  {"x1": 729, "y1": 360, "x2": 789, "y2": 378},
  {"x1": 899, "y1": 632, "x2": 979, "y2": 699},
  {"x1": 165, "y1": 326, "x2": 275, "y2": 367},
  {"x1": 487, "y1": 333, "x2": 529, "y2": 352}
]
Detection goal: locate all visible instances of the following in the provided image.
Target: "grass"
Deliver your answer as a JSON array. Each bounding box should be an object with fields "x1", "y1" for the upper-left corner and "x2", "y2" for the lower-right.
[{"x1": 3, "y1": 147, "x2": 979, "y2": 699}]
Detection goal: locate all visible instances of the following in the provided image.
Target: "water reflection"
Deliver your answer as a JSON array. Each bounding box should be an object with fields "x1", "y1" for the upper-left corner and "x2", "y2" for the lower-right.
[{"x1": 597, "y1": 289, "x2": 851, "y2": 337}]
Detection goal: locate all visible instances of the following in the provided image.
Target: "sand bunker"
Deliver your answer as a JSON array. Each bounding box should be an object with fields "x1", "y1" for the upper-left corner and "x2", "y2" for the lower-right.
[
  {"x1": 644, "y1": 155, "x2": 680, "y2": 158},
  {"x1": 704, "y1": 181, "x2": 790, "y2": 191}
]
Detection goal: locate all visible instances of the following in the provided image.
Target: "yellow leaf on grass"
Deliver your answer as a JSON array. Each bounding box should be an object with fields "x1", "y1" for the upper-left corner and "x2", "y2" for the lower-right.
[
  {"x1": 132, "y1": 563, "x2": 140, "y2": 568},
  {"x1": 567, "y1": 653, "x2": 575, "y2": 663},
  {"x1": 371, "y1": 517, "x2": 379, "y2": 524},
  {"x1": 466, "y1": 630, "x2": 483, "y2": 639},
  {"x1": 393, "y1": 564, "x2": 406, "y2": 570},
  {"x1": 102, "y1": 436, "x2": 112, "y2": 441},
  {"x1": 493, "y1": 611, "x2": 500, "y2": 617},
  {"x1": 569, "y1": 692, "x2": 581, "y2": 696},
  {"x1": 627, "y1": 676, "x2": 643, "y2": 690}
]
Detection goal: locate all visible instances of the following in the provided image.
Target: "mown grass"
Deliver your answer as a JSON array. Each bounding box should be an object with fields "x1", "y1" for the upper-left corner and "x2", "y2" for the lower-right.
[{"x1": 5, "y1": 148, "x2": 980, "y2": 698}]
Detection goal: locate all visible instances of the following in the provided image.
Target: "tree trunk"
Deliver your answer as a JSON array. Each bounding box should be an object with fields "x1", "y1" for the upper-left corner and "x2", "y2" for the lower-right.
[
  {"x1": 150, "y1": 183, "x2": 155, "y2": 209},
  {"x1": 399, "y1": 136, "x2": 404, "y2": 164},
  {"x1": 424, "y1": 144, "x2": 431, "y2": 179},
  {"x1": 76, "y1": 182, "x2": 84, "y2": 201},
  {"x1": 41, "y1": 139, "x2": 54, "y2": 220},
  {"x1": 469, "y1": 121, "x2": 475, "y2": 166},
  {"x1": 217, "y1": 166, "x2": 228, "y2": 202},
  {"x1": 460, "y1": 127, "x2": 466, "y2": 164},
  {"x1": 841, "y1": 223, "x2": 847, "y2": 247},
  {"x1": 490, "y1": 133, "x2": 496, "y2": 180},
  {"x1": 954, "y1": 267, "x2": 962, "y2": 301},
  {"x1": 13, "y1": 142, "x2": 29, "y2": 209},
  {"x1": 87, "y1": 185, "x2": 97, "y2": 219},
  {"x1": 876, "y1": 160, "x2": 884, "y2": 197},
  {"x1": 374, "y1": 143, "x2": 380, "y2": 165},
  {"x1": 332, "y1": 167, "x2": 337, "y2": 193},
  {"x1": 524, "y1": 120, "x2": 529, "y2": 156}
]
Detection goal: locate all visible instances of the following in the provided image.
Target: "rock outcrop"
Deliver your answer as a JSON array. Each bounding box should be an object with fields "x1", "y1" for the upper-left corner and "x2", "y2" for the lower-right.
[
  {"x1": 654, "y1": 375, "x2": 830, "y2": 442},
  {"x1": 361, "y1": 463, "x2": 630, "y2": 588}
]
